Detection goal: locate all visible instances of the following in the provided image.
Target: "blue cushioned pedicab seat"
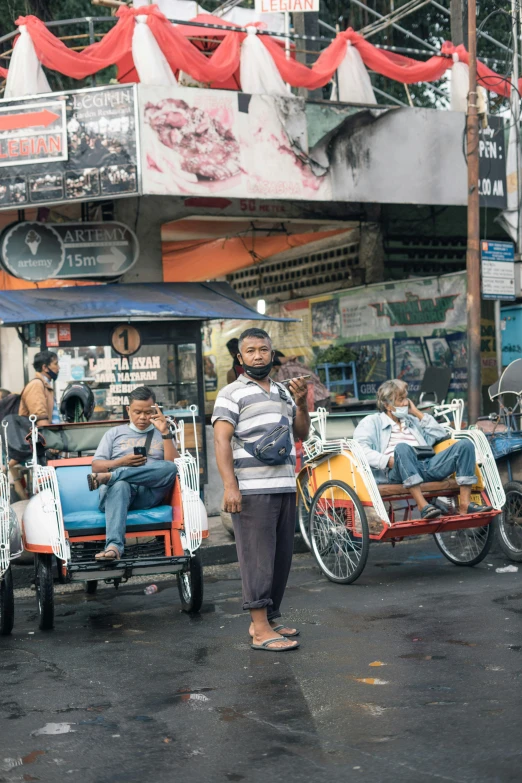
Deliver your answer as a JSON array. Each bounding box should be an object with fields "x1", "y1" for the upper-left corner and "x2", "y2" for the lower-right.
[{"x1": 55, "y1": 465, "x2": 173, "y2": 536}]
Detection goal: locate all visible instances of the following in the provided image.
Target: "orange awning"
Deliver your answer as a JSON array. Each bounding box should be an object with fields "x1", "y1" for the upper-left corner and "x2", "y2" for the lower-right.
[{"x1": 162, "y1": 230, "x2": 346, "y2": 281}]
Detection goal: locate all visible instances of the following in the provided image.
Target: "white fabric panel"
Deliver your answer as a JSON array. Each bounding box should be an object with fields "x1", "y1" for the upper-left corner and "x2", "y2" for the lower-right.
[
  {"x1": 240, "y1": 28, "x2": 289, "y2": 96},
  {"x1": 450, "y1": 59, "x2": 487, "y2": 113},
  {"x1": 132, "y1": 16, "x2": 178, "y2": 86},
  {"x1": 450, "y1": 60, "x2": 469, "y2": 112},
  {"x1": 334, "y1": 42, "x2": 376, "y2": 105},
  {"x1": 133, "y1": 0, "x2": 209, "y2": 20},
  {"x1": 5, "y1": 25, "x2": 51, "y2": 99},
  {"x1": 222, "y1": 6, "x2": 285, "y2": 34}
]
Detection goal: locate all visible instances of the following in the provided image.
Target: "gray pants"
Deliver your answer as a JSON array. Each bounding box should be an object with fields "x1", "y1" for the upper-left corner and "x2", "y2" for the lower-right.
[
  {"x1": 99, "y1": 461, "x2": 177, "y2": 555},
  {"x1": 232, "y1": 492, "x2": 296, "y2": 622}
]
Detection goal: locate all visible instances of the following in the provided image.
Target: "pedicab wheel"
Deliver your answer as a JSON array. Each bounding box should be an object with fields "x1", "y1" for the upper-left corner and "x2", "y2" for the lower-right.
[
  {"x1": 35, "y1": 554, "x2": 54, "y2": 631},
  {"x1": 177, "y1": 551, "x2": 203, "y2": 613},
  {"x1": 434, "y1": 521, "x2": 495, "y2": 566},
  {"x1": 297, "y1": 483, "x2": 312, "y2": 551},
  {"x1": 0, "y1": 566, "x2": 14, "y2": 636},
  {"x1": 309, "y1": 480, "x2": 370, "y2": 584},
  {"x1": 496, "y1": 481, "x2": 522, "y2": 562},
  {"x1": 85, "y1": 580, "x2": 98, "y2": 594}
]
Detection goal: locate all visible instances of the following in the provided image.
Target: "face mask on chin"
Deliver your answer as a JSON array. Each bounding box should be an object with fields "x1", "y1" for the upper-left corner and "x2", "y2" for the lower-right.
[
  {"x1": 46, "y1": 369, "x2": 58, "y2": 381},
  {"x1": 240, "y1": 356, "x2": 274, "y2": 380},
  {"x1": 393, "y1": 405, "x2": 409, "y2": 420},
  {"x1": 129, "y1": 422, "x2": 154, "y2": 433}
]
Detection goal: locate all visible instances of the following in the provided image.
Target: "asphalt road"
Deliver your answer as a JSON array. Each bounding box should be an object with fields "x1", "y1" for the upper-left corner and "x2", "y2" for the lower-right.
[{"x1": 1, "y1": 538, "x2": 521, "y2": 783}]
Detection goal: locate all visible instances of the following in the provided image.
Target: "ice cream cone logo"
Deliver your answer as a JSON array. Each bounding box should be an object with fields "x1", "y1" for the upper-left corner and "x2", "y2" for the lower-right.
[{"x1": 25, "y1": 229, "x2": 41, "y2": 256}]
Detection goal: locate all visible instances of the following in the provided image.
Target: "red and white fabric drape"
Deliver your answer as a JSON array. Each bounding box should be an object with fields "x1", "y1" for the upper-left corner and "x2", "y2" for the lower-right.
[{"x1": 1, "y1": 6, "x2": 519, "y2": 103}]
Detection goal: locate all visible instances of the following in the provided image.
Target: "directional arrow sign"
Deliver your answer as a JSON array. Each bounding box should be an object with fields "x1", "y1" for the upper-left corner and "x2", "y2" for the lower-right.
[
  {"x1": 0, "y1": 100, "x2": 67, "y2": 168},
  {"x1": 0, "y1": 221, "x2": 139, "y2": 281},
  {"x1": 0, "y1": 109, "x2": 61, "y2": 132}
]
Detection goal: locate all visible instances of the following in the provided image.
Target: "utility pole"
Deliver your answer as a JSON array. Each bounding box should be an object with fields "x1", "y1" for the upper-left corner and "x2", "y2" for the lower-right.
[
  {"x1": 450, "y1": 0, "x2": 468, "y2": 48},
  {"x1": 466, "y1": 0, "x2": 480, "y2": 424}
]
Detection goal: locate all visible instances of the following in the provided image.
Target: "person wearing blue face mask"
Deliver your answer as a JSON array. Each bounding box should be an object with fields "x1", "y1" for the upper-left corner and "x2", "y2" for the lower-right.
[
  {"x1": 354, "y1": 379, "x2": 493, "y2": 520},
  {"x1": 87, "y1": 386, "x2": 179, "y2": 561}
]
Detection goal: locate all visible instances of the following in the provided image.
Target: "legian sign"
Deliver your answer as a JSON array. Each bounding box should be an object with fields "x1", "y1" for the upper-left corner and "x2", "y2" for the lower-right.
[
  {"x1": 479, "y1": 116, "x2": 507, "y2": 209},
  {"x1": 481, "y1": 239, "x2": 516, "y2": 300},
  {"x1": 0, "y1": 220, "x2": 139, "y2": 280},
  {"x1": 255, "y1": 0, "x2": 319, "y2": 10},
  {"x1": 0, "y1": 100, "x2": 67, "y2": 167}
]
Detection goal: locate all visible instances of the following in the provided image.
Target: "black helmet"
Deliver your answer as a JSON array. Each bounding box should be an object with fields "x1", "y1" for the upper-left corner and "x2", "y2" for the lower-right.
[{"x1": 60, "y1": 382, "x2": 95, "y2": 422}]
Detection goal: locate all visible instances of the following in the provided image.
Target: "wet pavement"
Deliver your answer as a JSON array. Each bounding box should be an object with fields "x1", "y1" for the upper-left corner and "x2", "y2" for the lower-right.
[{"x1": 1, "y1": 538, "x2": 521, "y2": 783}]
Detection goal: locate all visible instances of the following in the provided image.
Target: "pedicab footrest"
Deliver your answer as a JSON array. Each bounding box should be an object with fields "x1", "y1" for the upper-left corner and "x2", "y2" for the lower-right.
[
  {"x1": 378, "y1": 479, "x2": 460, "y2": 498},
  {"x1": 69, "y1": 554, "x2": 191, "y2": 572},
  {"x1": 70, "y1": 537, "x2": 173, "y2": 565}
]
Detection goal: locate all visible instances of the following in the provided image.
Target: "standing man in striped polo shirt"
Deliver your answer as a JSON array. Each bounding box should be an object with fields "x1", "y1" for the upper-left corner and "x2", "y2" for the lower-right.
[{"x1": 213, "y1": 328, "x2": 310, "y2": 652}]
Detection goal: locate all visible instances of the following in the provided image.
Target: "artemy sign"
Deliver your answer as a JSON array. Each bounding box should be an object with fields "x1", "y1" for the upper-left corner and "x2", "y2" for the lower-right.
[
  {"x1": 0, "y1": 101, "x2": 67, "y2": 167},
  {"x1": 0, "y1": 221, "x2": 139, "y2": 281}
]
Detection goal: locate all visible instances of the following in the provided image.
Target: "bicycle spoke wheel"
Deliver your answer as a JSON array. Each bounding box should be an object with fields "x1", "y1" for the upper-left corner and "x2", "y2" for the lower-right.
[
  {"x1": 309, "y1": 480, "x2": 369, "y2": 584},
  {"x1": 434, "y1": 522, "x2": 494, "y2": 566},
  {"x1": 497, "y1": 482, "x2": 522, "y2": 562}
]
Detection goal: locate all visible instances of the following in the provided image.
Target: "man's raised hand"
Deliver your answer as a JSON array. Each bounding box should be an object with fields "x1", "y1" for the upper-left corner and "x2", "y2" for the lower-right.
[
  {"x1": 150, "y1": 404, "x2": 170, "y2": 435},
  {"x1": 288, "y1": 377, "x2": 308, "y2": 408}
]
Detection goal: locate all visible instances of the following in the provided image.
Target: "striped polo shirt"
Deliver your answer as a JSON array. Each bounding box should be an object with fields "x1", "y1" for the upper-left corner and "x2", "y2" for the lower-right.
[
  {"x1": 212, "y1": 374, "x2": 297, "y2": 495},
  {"x1": 383, "y1": 420, "x2": 420, "y2": 458}
]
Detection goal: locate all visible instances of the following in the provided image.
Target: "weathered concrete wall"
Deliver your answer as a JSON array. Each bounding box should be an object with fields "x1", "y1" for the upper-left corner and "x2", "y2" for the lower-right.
[
  {"x1": 312, "y1": 108, "x2": 470, "y2": 206},
  {"x1": 1, "y1": 328, "x2": 24, "y2": 393}
]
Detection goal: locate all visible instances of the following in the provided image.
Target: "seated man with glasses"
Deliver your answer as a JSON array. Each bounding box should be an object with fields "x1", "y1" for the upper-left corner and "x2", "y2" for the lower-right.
[{"x1": 353, "y1": 379, "x2": 492, "y2": 520}]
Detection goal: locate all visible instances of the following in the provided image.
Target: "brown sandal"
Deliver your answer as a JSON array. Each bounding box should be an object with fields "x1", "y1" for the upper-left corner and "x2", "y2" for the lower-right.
[
  {"x1": 87, "y1": 473, "x2": 99, "y2": 491},
  {"x1": 94, "y1": 546, "x2": 121, "y2": 561}
]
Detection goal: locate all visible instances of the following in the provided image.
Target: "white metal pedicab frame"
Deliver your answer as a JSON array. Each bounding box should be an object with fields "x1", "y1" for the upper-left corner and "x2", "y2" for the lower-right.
[
  {"x1": 0, "y1": 421, "x2": 22, "y2": 635},
  {"x1": 297, "y1": 404, "x2": 505, "y2": 584},
  {"x1": 21, "y1": 407, "x2": 206, "y2": 630}
]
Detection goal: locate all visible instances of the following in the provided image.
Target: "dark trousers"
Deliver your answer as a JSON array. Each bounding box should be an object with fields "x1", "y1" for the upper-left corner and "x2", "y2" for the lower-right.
[{"x1": 232, "y1": 492, "x2": 296, "y2": 622}]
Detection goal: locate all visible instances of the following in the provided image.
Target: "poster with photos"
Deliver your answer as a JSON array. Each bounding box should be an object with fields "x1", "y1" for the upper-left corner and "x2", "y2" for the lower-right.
[{"x1": 0, "y1": 86, "x2": 138, "y2": 210}]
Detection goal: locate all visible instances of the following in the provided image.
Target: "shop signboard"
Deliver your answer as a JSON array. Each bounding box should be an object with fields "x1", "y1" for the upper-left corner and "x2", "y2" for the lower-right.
[
  {"x1": 203, "y1": 273, "x2": 497, "y2": 407},
  {"x1": 481, "y1": 239, "x2": 516, "y2": 300},
  {"x1": 0, "y1": 220, "x2": 139, "y2": 281},
  {"x1": 0, "y1": 100, "x2": 67, "y2": 167},
  {"x1": 0, "y1": 85, "x2": 138, "y2": 210},
  {"x1": 478, "y1": 116, "x2": 507, "y2": 209}
]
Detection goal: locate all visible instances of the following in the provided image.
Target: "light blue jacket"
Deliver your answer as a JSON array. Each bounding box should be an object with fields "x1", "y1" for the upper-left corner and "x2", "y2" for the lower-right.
[{"x1": 353, "y1": 411, "x2": 448, "y2": 483}]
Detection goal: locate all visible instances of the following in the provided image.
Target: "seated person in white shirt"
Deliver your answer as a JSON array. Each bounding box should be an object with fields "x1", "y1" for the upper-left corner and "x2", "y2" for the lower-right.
[{"x1": 353, "y1": 379, "x2": 492, "y2": 520}]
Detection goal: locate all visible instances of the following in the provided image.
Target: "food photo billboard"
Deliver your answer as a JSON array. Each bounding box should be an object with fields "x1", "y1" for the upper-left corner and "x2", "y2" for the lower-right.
[{"x1": 139, "y1": 86, "x2": 331, "y2": 201}]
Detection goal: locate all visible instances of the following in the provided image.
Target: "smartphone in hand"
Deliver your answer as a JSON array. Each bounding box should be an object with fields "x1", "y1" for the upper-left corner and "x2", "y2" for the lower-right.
[{"x1": 134, "y1": 446, "x2": 147, "y2": 457}]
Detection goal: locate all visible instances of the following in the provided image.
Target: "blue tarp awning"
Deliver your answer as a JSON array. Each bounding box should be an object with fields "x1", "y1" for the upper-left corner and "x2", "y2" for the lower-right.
[{"x1": 0, "y1": 282, "x2": 292, "y2": 325}]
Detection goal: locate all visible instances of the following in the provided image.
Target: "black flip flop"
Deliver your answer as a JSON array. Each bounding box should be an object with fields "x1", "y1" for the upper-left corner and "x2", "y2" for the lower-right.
[
  {"x1": 420, "y1": 503, "x2": 442, "y2": 520},
  {"x1": 251, "y1": 637, "x2": 300, "y2": 652}
]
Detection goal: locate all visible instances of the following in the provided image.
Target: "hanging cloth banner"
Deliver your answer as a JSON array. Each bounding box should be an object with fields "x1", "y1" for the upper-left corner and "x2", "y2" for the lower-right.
[
  {"x1": 4, "y1": 24, "x2": 51, "y2": 98},
  {"x1": 4, "y1": 7, "x2": 520, "y2": 98}
]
